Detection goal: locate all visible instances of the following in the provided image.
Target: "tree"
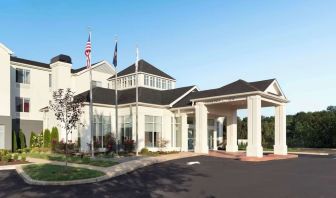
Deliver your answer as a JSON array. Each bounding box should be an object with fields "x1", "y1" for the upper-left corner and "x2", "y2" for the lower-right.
[
  {"x1": 12, "y1": 131, "x2": 18, "y2": 152},
  {"x1": 49, "y1": 88, "x2": 84, "y2": 166},
  {"x1": 43, "y1": 129, "x2": 51, "y2": 148},
  {"x1": 51, "y1": 127, "x2": 59, "y2": 151},
  {"x1": 18, "y1": 129, "x2": 26, "y2": 149}
]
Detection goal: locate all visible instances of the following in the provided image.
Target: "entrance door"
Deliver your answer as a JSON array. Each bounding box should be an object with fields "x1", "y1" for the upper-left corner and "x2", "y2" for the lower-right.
[
  {"x1": 208, "y1": 130, "x2": 214, "y2": 150},
  {"x1": 188, "y1": 128, "x2": 195, "y2": 151},
  {"x1": 0, "y1": 125, "x2": 4, "y2": 149}
]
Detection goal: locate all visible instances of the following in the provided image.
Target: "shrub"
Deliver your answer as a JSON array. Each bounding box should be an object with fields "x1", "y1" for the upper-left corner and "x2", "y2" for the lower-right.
[
  {"x1": 51, "y1": 127, "x2": 59, "y2": 151},
  {"x1": 104, "y1": 133, "x2": 116, "y2": 153},
  {"x1": 3, "y1": 154, "x2": 11, "y2": 162},
  {"x1": 13, "y1": 153, "x2": 19, "y2": 160},
  {"x1": 18, "y1": 129, "x2": 26, "y2": 149},
  {"x1": 29, "y1": 132, "x2": 37, "y2": 148},
  {"x1": 12, "y1": 131, "x2": 18, "y2": 152},
  {"x1": 43, "y1": 129, "x2": 51, "y2": 148},
  {"x1": 123, "y1": 139, "x2": 135, "y2": 153},
  {"x1": 21, "y1": 152, "x2": 27, "y2": 161},
  {"x1": 140, "y1": 147, "x2": 149, "y2": 154},
  {"x1": 238, "y1": 142, "x2": 247, "y2": 150},
  {"x1": 158, "y1": 138, "x2": 169, "y2": 151}
]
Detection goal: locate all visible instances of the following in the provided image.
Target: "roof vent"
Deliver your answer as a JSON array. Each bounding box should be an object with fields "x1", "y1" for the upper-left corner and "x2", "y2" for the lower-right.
[{"x1": 50, "y1": 54, "x2": 72, "y2": 64}]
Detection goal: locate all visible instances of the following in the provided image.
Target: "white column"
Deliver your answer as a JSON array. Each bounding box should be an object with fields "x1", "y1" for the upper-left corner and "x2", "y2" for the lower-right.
[
  {"x1": 194, "y1": 102, "x2": 208, "y2": 154},
  {"x1": 213, "y1": 130, "x2": 218, "y2": 150},
  {"x1": 246, "y1": 95, "x2": 263, "y2": 157},
  {"x1": 226, "y1": 109, "x2": 238, "y2": 152},
  {"x1": 180, "y1": 113, "x2": 188, "y2": 152},
  {"x1": 216, "y1": 117, "x2": 224, "y2": 148},
  {"x1": 274, "y1": 104, "x2": 288, "y2": 155}
]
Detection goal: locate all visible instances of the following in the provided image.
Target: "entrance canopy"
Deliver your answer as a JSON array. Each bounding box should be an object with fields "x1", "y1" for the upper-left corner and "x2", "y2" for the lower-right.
[{"x1": 171, "y1": 79, "x2": 289, "y2": 158}]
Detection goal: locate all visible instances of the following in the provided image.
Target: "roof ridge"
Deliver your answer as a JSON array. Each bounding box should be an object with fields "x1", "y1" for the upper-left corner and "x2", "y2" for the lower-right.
[{"x1": 239, "y1": 79, "x2": 261, "y2": 91}]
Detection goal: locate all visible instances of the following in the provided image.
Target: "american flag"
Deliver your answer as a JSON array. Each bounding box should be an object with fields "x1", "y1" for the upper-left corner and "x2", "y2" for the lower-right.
[{"x1": 85, "y1": 34, "x2": 91, "y2": 69}]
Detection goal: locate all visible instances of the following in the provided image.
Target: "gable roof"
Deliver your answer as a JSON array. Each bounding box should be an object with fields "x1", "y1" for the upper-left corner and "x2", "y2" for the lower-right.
[
  {"x1": 76, "y1": 85, "x2": 195, "y2": 106},
  {"x1": 248, "y1": 79, "x2": 275, "y2": 91},
  {"x1": 172, "y1": 79, "x2": 279, "y2": 107},
  {"x1": 109, "y1": 59, "x2": 175, "y2": 80}
]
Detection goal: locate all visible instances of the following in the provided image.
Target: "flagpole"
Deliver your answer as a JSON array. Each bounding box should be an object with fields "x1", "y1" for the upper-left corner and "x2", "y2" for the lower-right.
[
  {"x1": 135, "y1": 46, "x2": 139, "y2": 156},
  {"x1": 114, "y1": 38, "x2": 119, "y2": 156},
  {"x1": 88, "y1": 31, "x2": 94, "y2": 158}
]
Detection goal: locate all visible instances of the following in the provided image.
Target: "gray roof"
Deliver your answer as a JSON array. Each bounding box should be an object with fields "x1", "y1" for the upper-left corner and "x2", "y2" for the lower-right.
[
  {"x1": 10, "y1": 56, "x2": 101, "y2": 73},
  {"x1": 75, "y1": 85, "x2": 195, "y2": 106},
  {"x1": 109, "y1": 59, "x2": 175, "y2": 80},
  {"x1": 172, "y1": 79, "x2": 275, "y2": 108}
]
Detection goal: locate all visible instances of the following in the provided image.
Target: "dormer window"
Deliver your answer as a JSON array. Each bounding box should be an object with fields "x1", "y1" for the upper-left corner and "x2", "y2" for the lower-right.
[
  {"x1": 144, "y1": 75, "x2": 149, "y2": 86},
  {"x1": 128, "y1": 76, "x2": 132, "y2": 87},
  {"x1": 157, "y1": 78, "x2": 161, "y2": 89},
  {"x1": 168, "y1": 81, "x2": 172, "y2": 89},
  {"x1": 150, "y1": 76, "x2": 154, "y2": 87},
  {"x1": 162, "y1": 80, "x2": 166, "y2": 89}
]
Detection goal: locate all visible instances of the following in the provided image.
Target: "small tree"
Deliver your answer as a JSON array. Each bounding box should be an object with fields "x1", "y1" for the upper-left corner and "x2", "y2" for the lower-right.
[
  {"x1": 158, "y1": 138, "x2": 169, "y2": 152},
  {"x1": 19, "y1": 129, "x2": 26, "y2": 149},
  {"x1": 13, "y1": 131, "x2": 18, "y2": 152},
  {"x1": 29, "y1": 132, "x2": 37, "y2": 148},
  {"x1": 43, "y1": 129, "x2": 51, "y2": 148},
  {"x1": 49, "y1": 88, "x2": 84, "y2": 166}
]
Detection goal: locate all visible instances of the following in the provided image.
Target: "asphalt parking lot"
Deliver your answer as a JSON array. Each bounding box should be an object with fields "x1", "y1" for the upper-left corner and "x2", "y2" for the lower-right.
[{"x1": 0, "y1": 154, "x2": 335, "y2": 198}]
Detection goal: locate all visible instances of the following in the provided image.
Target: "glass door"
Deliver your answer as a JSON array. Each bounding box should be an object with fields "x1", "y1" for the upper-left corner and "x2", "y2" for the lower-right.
[
  {"x1": 0, "y1": 126, "x2": 4, "y2": 149},
  {"x1": 188, "y1": 128, "x2": 195, "y2": 151},
  {"x1": 208, "y1": 130, "x2": 214, "y2": 150}
]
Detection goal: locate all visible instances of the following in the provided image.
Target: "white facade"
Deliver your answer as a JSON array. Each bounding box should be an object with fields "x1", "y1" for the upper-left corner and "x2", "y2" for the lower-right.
[{"x1": 0, "y1": 42, "x2": 289, "y2": 158}]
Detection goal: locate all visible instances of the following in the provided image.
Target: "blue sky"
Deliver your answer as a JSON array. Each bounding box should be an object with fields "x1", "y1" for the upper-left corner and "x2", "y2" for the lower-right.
[{"x1": 1, "y1": 0, "x2": 336, "y2": 116}]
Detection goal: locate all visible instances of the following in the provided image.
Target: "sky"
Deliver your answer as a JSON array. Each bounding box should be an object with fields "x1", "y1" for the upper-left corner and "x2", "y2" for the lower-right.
[{"x1": 1, "y1": 0, "x2": 336, "y2": 116}]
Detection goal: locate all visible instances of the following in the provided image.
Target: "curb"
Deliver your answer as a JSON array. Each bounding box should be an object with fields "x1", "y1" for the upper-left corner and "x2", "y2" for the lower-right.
[
  {"x1": 263, "y1": 150, "x2": 329, "y2": 156},
  {"x1": 16, "y1": 153, "x2": 199, "y2": 186}
]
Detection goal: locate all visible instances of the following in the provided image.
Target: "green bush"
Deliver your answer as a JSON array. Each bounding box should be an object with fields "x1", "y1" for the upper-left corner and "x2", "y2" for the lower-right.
[
  {"x1": 13, "y1": 153, "x2": 19, "y2": 160},
  {"x1": 140, "y1": 147, "x2": 149, "y2": 154},
  {"x1": 21, "y1": 152, "x2": 27, "y2": 161},
  {"x1": 51, "y1": 127, "x2": 59, "y2": 151},
  {"x1": 19, "y1": 129, "x2": 26, "y2": 149},
  {"x1": 12, "y1": 131, "x2": 18, "y2": 152},
  {"x1": 3, "y1": 154, "x2": 11, "y2": 162},
  {"x1": 29, "y1": 132, "x2": 37, "y2": 148},
  {"x1": 238, "y1": 142, "x2": 247, "y2": 150},
  {"x1": 43, "y1": 129, "x2": 51, "y2": 148}
]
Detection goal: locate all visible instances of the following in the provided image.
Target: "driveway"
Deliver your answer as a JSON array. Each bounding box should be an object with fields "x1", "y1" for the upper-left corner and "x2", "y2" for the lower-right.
[{"x1": 0, "y1": 155, "x2": 335, "y2": 198}]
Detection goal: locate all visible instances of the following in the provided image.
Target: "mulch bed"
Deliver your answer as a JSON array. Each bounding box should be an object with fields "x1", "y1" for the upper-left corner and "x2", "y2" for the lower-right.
[{"x1": 0, "y1": 160, "x2": 30, "y2": 166}]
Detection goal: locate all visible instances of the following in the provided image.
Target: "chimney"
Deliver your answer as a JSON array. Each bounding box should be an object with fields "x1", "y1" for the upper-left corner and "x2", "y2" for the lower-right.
[{"x1": 50, "y1": 54, "x2": 72, "y2": 91}]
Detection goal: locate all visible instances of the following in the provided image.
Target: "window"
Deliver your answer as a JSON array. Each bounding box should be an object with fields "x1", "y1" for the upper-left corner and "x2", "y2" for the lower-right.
[
  {"x1": 92, "y1": 80, "x2": 102, "y2": 88},
  {"x1": 93, "y1": 115, "x2": 111, "y2": 148},
  {"x1": 162, "y1": 80, "x2": 166, "y2": 89},
  {"x1": 128, "y1": 76, "x2": 132, "y2": 87},
  {"x1": 168, "y1": 81, "x2": 172, "y2": 89},
  {"x1": 171, "y1": 117, "x2": 181, "y2": 147},
  {"x1": 16, "y1": 97, "x2": 30, "y2": 112},
  {"x1": 49, "y1": 74, "x2": 52, "y2": 88},
  {"x1": 145, "y1": 115, "x2": 161, "y2": 147},
  {"x1": 144, "y1": 75, "x2": 149, "y2": 86},
  {"x1": 123, "y1": 78, "x2": 127, "y2": 88},
  {"x1": 119, "y1": 115, "x2": 132, "y2": 144},
  {"x1": 150, "y1": 76, "x2": 154, "y2": 87},
  {"x1": 157, "y1": 78, "x2": 161, "y2": 89},
  {"x1": 132, "y1": 75, "x2": 136, "y2": 86},
  {"x1": 208, "y1": 119, "x2": 215, "y2": 126},
  {"x1": 16, "y1": 68, "x2": 30, "y2": 84}
]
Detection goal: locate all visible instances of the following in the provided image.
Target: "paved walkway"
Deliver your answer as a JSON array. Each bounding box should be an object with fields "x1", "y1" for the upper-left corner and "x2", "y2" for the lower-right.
[{"x1": 17, "y1": 152, "x2": 201, "y2": 185}]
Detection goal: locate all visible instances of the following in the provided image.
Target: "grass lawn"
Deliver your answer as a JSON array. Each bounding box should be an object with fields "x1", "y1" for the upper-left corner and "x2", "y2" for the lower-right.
[
  {"x1": 28, "y1": 153, "x2": 118, "y2": 167},
  {"x1": 23, "y1": 164, "x2": 104, "y2": 181}
]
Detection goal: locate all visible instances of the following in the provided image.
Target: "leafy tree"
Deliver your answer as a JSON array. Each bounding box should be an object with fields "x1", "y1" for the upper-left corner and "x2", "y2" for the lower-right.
[
  {"x1": 43, "y1": 129, "x2": 51, "y2": 148},
  {"x1": 49, "y1": 88, "x2": 84, "y2": 166},
  {"x1": 12, "y1": 131, "x2": 18, "y2": 152},
  {"x1": 18, "y1": 129, "x2": 26, "y2": 149}
]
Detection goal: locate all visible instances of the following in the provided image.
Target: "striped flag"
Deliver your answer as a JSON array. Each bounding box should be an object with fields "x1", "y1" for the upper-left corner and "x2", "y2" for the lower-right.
[{"x1": 85, "y1": 33, "x2": 91, "y2": 68}]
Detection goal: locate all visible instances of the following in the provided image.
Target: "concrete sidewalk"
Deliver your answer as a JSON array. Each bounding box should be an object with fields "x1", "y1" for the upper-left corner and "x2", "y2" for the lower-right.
[{"x1": 16, "y1": 152, "x2": 200, "y2": 186}]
